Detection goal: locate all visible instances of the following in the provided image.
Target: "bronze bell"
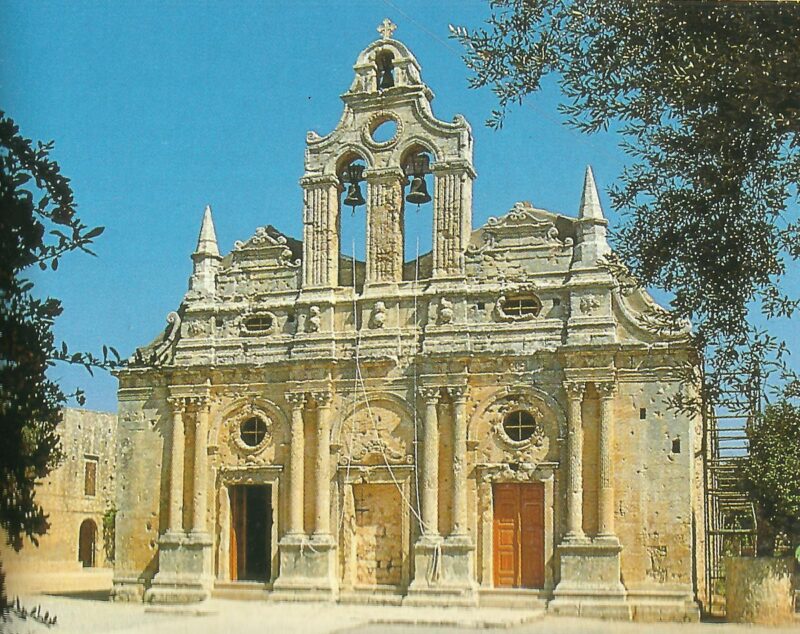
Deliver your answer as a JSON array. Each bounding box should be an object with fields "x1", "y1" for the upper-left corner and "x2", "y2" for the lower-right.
[
  {"x1": 406, "y1": 175, "x2": 431, "y2": 206},
  {"x1": 378, "y1": 67, "x2": 394, "y2": 89},
  {"x1": 343, "y1": 181, "x2": 366, "y2": 209}
]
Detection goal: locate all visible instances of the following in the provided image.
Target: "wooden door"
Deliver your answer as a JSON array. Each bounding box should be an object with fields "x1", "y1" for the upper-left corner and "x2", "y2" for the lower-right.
[{"x1": 492, "y1": 483, "x2": 544, "y2": 588}]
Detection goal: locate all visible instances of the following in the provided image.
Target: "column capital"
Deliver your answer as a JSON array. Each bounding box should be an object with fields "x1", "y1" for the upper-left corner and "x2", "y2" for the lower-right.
[
  {"x1": 363, "y1": 166, "x2": 406, "y2": 182},
  {"x1": 310, "y1": 390, "x2": 333, "y2": 407},
  {"x1": 418, "y1": 386, "x2": 441, "y2": 403},
  {"x1": 595, "y1": 381, "x2": 617, "y2": 399},
  {"x1": 563, "y1": 381, "x2": 586, "y2": 400},
  {"x1": 166, "y1": 396, "x2": 187, "y2": 413},
  {"x1": 446, "y1": 385, "x2": 468, "y2": 403},
  {"x1": 186, "y1": 395, "x2": 210, "y2": 411},
  {"x1": 285, "y1": 391, "x2": 307, "y2": 408},
  {"x1": 299, "y1": 173, "x2": 341, "y2": 189},
  {"x1": 431, "y1": 159, "x2": 477, "y2": 179}
]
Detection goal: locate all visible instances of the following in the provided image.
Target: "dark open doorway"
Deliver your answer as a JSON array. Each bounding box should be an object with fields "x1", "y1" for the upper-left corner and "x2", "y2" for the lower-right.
[
  {"x1": 230, "y1": 484, "x2": 272, "y2": 582},
  {"x1": 78, "y1": 518, "x2": 97, "y2": 568}
]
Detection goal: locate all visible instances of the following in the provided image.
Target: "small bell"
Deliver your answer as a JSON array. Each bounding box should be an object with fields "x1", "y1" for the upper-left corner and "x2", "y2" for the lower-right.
[
  {"x1": 343, "y1": 181, "x2": 366, "y2": 211},
  {"x1": 406, "y1": 176, "x2": 431, "y2": 206}
]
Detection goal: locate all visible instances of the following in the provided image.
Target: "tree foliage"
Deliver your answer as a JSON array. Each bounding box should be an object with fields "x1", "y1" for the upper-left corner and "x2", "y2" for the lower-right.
[
  {"x1": 451, "y1": 0, "x2": 800, "y2": 401},
  {"x1": 0, "y1": 111, "x2": 121, "y2": 552},
  {"x1": 741, "y1": 400, "x2": 800, "y2": 554}
]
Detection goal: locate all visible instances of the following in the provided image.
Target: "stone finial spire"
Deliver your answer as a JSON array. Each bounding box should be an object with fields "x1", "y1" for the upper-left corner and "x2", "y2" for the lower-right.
[
  {"x1": 573, "y1": 166, "x2": 610, "y2": 267},
  {"x1": 194, "y1": 205, "x2": 220, "y2": 258},
  {"x1": 578, "y1": 165, "x2": 604, "y2": 220},
  {"x1": 190, "y1": 205, "x2": 221, "y2": 295}
]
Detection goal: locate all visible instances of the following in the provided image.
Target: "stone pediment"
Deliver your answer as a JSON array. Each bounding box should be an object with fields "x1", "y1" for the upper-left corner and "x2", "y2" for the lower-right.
[
  {"x1": 490, "y1": 203, "x2": 572, "y2": 245},
  {"x1": 226, "y1": 225, "x2": 301, "y2": 271}
]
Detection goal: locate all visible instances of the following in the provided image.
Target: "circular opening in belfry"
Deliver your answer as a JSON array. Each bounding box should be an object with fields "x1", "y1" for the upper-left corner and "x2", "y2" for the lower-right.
[
  {"x1": 240, "y1": 417, "x2": 267, "y2": 447},
  {"x1": 502, "y1": 410, "x2": 538, "y2": 442},
  {"x1": 371, "y1": 118, "x2": 398, "y2": 143}
]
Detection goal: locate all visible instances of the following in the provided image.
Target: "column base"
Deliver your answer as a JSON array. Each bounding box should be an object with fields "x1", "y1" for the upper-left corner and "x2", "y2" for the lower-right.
[
  {"x1": 144, "y1": 531, "x2": 213, "y2": 604},
  {"x1": 550, "y1": 535, "x2": 630, "y2": 620},
  {"x1": 271, "y1": 533, "x2": 338, "y2": 602},
  {"x1": 111, "y1": 573, "x2": 145, "y2": 602},
  {"x1": 405, "y1": 535, "x2": 478, "y2": 607}
]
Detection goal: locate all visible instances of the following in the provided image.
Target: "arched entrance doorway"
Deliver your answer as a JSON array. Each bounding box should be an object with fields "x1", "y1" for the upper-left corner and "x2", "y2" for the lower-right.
[{"x1": 78, "y1": 518, "x2": 97, "y2": 567}]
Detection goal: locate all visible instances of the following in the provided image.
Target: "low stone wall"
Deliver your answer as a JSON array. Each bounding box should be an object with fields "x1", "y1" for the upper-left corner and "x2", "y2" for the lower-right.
[{"x1": 725, "y1": 556, "x2": 795, "y2": 625}]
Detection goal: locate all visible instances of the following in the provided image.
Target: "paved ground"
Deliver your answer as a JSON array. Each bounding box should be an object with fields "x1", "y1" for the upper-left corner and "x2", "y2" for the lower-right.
[
  {"x1": 2, "y1": 571, "x2": 798, "y2": 634},
  {"x1": 4, "y1": 594, "x2": 799, "y2": 634}
]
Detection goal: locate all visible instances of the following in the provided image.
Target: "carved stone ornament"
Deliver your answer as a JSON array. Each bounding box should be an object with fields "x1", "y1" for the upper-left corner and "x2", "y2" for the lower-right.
[
  {"x1": 130, "y1": 311, "x2": 181, "y2": 367},
  {"x1": 361, "y1": 111, "x2": 403, "y2": 151},
  {"x1": 339, "y1": 435, "x2": 412, "y2": 466},
  {"x1": 437, "y1": 297, "x2": 454, "y2": 325},
  {"x1": 370, "y1": 301, "x2": 387, "y2": 329},
  {"x1": 479, "y1": 462, "x2": 540, "y2": 483},
  {"x1": 491, "y1": 398, "x2": 546, "y2": 452},
  {"x1": 579, "y1": 295, "x2": 600, "y2": 315},
  {"x1": 306, "y1": 305, "x2": 321, "y2": 333}
]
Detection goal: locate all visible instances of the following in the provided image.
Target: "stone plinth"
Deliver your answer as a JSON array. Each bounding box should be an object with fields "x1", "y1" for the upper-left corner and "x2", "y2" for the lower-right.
[
  {"x1": 272, "y1": 534, "x2": 338, "y2": 601},
  {"x1": 550, "y1": 537, "x2": 630, "y2": 619},
  {"x1": 725, "y1": 556, "x2": 795, "y2": 625},
  {"x1": 144, "y1": 532, "x2": 213, "y2": 603},
  {"x1": 405, "y1": 536, "x2": 478, "y2": 607}
]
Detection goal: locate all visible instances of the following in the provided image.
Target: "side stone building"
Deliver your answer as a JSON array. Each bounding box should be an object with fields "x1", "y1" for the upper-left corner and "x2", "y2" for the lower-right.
[
  {"x1": 2, "y1": 409, "x2": 117, "y2": 575},
  {"x1": 112, "y1": 21, "x2": 705, "y2": 620}
]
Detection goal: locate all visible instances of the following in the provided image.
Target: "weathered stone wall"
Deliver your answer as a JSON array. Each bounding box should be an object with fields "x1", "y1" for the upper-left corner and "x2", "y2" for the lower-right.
[{"x1": 1, "y1": 408, "x2": 117, "y2": 574}]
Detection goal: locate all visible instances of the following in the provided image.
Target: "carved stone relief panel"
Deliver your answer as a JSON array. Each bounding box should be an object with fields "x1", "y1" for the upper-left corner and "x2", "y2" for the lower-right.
[{"x1": 337, "y1": 399, "x2": 414, "y2": 467}]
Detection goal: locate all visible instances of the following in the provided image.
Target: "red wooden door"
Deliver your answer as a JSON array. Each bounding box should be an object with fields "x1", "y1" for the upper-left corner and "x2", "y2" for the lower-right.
[
  {"x1": 519, "y1": 483, "x2": 545, "y2": 588},
  {"x1": 493, "y1": 484, "x2": 518, "y2": 587},
  {"x1": 492, "y1": 483, "x2": 544, "y2": 588}
]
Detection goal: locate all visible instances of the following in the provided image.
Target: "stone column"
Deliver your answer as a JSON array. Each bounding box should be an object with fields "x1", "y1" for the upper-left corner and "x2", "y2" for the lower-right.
[
  {"x1": 300, "y1": 174, "x2": 341, "y2": 287},
  {"x1": 313, "y1": 391, "x2": 333, "y2": 536},
  {"x1": 191, "y1": 397, "x2": 210, "y2": 534},
  {"x1": 564, "y1": 381, "x2": 585, "y2": 539},
  {"x1": 596, "y1": 381, "x2": 617, "y2": 537},
  {"x1": 286, "y1": 392, "x2": 307, "y2": 536},
  {"x1": 419, "y1": 387, "x2": 441, "y2": 536},
  {"x1": 432, "y1": 160, "x2": 475, "y2": 278},
  {"x1": 448, "y1": 386, "x2": 469, "y2": 537},
  {"x1": 167, "y1": 397, "x2": 186, "y2": 534},
  {"x1": 365, "y1": 167, "x2": 405, "y2": 284}
]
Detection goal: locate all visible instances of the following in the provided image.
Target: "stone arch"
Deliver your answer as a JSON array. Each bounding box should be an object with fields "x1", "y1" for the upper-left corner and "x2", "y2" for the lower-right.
[
  {"x1": 395, "y1": 135, "x2": 442, "y2": 165},
  {"x1": 468, "y1": 384, "x2": 566, "y2": 442},
  {"x1": 209, "y1": 396, "x2": 289, "y2": 449}
]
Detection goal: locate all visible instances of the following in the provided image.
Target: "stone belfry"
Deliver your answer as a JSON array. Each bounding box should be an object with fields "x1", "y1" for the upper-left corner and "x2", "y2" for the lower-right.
[{"x1": 300, "y1": 19, "x2": 475, "y2": 289}]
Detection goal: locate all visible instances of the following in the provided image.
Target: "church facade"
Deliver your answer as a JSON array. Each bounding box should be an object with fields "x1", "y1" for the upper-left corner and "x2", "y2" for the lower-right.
[{"x1": 112, "y1": 22, "x2": 704, "y2": 620}]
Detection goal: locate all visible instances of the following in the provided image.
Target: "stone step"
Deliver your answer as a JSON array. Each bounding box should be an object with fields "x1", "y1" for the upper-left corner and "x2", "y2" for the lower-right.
[
  {"x1": 478, "y1": 588, "x2": 548, "y2": 609},
  {"x1": 339, "y1": 587, "x2": 405, "y2": 605},
  {"x1": 211, "y1": 582, "x2": 269, "y2": 601}
]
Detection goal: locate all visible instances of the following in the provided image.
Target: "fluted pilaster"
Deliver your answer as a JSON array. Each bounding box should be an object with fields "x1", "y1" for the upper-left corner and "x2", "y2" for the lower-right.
[
  {"x1": 166, "y1": 397, "x2": 186, "y2": 534},
  {"x1": 564, "y1": 382, "x2": 585, "y2": 538},
  {"x1": 418, "y1": 387, "x2": 441, "y2": 536},
  {"x1": 301, "y1": 174, "x2": 341, "y2": 288},
  {"x1": 286, "y1": 392, "x2": 307, "y2": 536},
  {"x1": 596, "y1": 381, "x2": 617, "y2": 537}
]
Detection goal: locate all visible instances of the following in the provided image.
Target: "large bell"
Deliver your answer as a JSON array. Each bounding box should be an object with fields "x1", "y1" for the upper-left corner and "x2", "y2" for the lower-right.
[
  {"x1": 378, "y1": 67, "x2": 395, "y2": 89},
  {"x1": 406, "y1": 175, "x2": 431, "y2": 206},
  {"x1": 343, "y1": 181, "x2": 366, "y2": 209}
]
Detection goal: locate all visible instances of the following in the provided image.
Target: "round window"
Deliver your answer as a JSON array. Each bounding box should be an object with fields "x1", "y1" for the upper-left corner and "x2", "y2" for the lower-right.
[
  {"x1": 240, "y1": 417, "x2": 268, "y2": 447},
  {"x1": 502, "y1": 410, "x2": 538, "y2": 442},
  {"x1": 371, "y1": 118, "x2": 398, "y2": 143}
]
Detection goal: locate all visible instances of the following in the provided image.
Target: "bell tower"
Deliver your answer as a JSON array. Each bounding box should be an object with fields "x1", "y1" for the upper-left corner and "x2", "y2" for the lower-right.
[{"x1": 300, "y1": 19, "x2": 476, "y2": 290}]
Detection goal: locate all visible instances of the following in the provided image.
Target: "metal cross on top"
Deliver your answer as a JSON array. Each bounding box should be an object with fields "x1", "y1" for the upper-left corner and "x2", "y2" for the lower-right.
[{"x1": 377, "y1": 18, "x2": 397, "y2": 40}]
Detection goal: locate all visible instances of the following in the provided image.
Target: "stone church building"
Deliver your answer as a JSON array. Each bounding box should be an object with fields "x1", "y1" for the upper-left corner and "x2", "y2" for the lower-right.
[{"x1": 112, "y1": 21, "x2": 704, "y2": 620}]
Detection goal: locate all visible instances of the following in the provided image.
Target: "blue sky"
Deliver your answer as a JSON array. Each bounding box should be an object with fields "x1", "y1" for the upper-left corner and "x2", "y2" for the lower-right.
[{"x1": 3, "y1": 1, "x2": 795, "y2": 412}]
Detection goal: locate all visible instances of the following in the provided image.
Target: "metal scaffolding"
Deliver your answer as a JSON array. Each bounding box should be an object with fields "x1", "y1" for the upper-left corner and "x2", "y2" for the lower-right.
[{"x1": 702, "y1": 374, "x2": 762, "y2": 616}]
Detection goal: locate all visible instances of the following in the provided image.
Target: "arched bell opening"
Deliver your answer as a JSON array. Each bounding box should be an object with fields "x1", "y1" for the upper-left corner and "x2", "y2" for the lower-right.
[
  {"x1": 78, "y1": 518, "x2": 97, "y2": 568},
  {"x1": 401, "y1": 147, "x2": 434, "y2": 281},
  {"x1": 337, "y1": 152, "x2": 368, "y2": 289},
  {"x1": 375, "y1": 50, "x2": 395, "y2": 90}
]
